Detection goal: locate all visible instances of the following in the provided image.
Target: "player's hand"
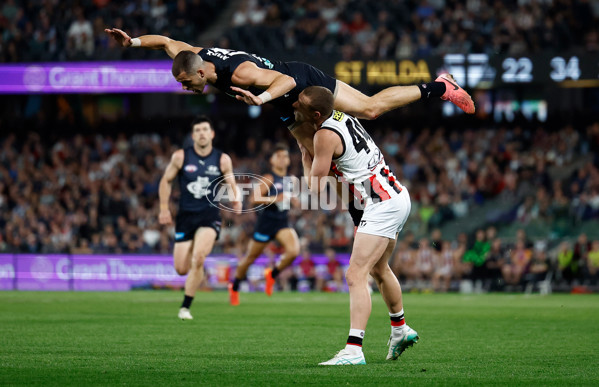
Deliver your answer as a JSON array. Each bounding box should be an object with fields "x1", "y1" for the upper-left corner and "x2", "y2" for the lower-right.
[
  {"x1": 159, "y1": 209, "x2": 172, "y2": 225},
  {"x1": 230, "y1": 87, "x2": 263, "y2": 106},
  {"x1": 104, "y1": 28, "x2": 132, "y2": 47},
  {"x1": 231, "y1": 201, "x2": 242, "y2": 215}
]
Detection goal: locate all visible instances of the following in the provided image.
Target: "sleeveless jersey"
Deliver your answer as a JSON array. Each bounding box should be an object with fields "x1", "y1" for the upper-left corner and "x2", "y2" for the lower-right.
[
  {"x1": 321, "y1": 110, "x2": 403, "y2": 206},
  {"x1": 198, "y1": 48, "x2": 335, "y2": 117},
  {"x1": 260, "y1": 172, "x2": 294, "y2": 221},
  {"x1": 177, "y1": 146, "x2": 223, "y2": 215}
]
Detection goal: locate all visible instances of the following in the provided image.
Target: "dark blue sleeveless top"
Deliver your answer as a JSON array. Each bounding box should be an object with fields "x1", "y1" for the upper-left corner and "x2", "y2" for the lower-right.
[
  {"x1": 198, "y1": 48, "x2": 335, "y2": 118},
  {"x1": 177, "y1": 146, "x2": 222, "y2": 215},
  {"x1": 260, "y1": 172, "x2": 294, "y2": 221}
]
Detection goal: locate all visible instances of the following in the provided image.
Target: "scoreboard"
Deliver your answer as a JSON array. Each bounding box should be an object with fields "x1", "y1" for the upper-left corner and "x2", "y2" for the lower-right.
[{"x1": 332, "y1": 53, "x2": 599, "y2": 89}]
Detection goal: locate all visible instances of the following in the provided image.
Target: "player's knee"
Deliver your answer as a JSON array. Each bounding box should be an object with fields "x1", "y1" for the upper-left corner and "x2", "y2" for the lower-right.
[
  {"x1": 345, "y1": 267, "x2": 366, "y2": 288},
  {"x1": 191, "y1": 252, "x2": 207, "y2": 269},
  {"x1": 174, "y1": 264, "x2": 189, "y2": 276}
]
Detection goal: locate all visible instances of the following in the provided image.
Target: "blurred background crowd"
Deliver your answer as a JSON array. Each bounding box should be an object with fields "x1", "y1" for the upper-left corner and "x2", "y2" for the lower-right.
[
  {"x1": 1, "y1": 0, "x2": 598, "y2": 62},
  {"x1": 1, "y1": 120, "x2": 598, "y2": 291}
]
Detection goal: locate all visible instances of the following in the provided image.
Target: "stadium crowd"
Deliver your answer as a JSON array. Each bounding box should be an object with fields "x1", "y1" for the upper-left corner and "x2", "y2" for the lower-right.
[
  {"x1": 1, "y1": 0, "x2": 598, "y2": 62},
  {"x1": 0, "y1": 0, "x2": 227, "y2": 62},
  {"x1": 1, "y1": 120, "x2": 599, "y2": 291},
  {"x1": 226, "y1": 0, "x2": 599, "y2": 59}
]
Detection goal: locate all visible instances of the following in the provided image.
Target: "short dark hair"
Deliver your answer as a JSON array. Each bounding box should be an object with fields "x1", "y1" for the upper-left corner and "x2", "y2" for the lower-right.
[
  {"x1": 271, "y1": 142, "x2": 289, "y2": 156},
  {"x1": 302, "y1": 86, "x2": 334, "y2": 119},
  {"x1": 172, "y1": 51, "x2": 203, "y2": 77},
  {"x1": 191, "y1": 115, "x2": 214, "y2": 131}
]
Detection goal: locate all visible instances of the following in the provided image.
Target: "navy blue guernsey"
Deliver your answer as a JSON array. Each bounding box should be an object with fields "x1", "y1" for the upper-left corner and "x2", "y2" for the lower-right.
[
  {"x1": 177, "y1": 146, "x2": 223, "y2": 216},
  {"x1": 260, "y1": 173, "x2": 293, "y2": 221},
  {"x1": 198, "y1": 48, "x2": 336, "y2": 120}
]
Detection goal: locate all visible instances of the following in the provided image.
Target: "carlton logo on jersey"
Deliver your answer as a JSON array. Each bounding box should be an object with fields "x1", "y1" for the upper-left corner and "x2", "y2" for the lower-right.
[
  {"x1": 187, "y1": 176, "x2": 210, "y2": 199},
  {"x1": 205, "y1": 165, "x2": 220, "y2": 176},
  {"x1": 184, "y1": 164, "x2": 198, "y2": 173}
]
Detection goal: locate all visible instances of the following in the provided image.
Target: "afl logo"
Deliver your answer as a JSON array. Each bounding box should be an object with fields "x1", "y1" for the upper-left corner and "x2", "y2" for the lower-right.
[{"x1": 184, "y1": 164, "x2": 198, "y2": 173}]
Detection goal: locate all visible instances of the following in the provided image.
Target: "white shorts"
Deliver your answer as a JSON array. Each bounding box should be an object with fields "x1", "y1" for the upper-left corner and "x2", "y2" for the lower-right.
[{"x1": 356, "y1": 187, "x2": 411, "y2": 239}]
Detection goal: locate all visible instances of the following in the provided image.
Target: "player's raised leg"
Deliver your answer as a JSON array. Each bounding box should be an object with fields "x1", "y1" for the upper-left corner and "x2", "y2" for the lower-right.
[
  {"x1": 319, "y1": 232, "x2": 390, "y2": 365},
  {"x1": 178, "y1": 227, "x2": 217, "y2": 319},
  {"x1": 334, "y1": 76, "x2": 474, "y2": 120},
  {"x1": 229, "y1": 239, "x2": 269, "y2": 305},
  {"x1": 266, "y1": 228, "x2": 300, "y2": 296},
  {"x1": 370, "y1": 235, "x2": 419, "y2": 360}
]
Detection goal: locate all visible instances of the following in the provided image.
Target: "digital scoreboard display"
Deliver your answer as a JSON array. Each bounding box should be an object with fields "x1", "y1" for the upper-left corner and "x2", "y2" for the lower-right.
[{"x1": 333, "y1": 53, "x2": 599, "y2": 88}]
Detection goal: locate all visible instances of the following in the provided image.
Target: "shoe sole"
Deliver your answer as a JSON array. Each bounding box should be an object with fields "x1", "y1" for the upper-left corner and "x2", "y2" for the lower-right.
[
  {"x1": 437, "y1": 75, "x2": 475, "y2": 114},
  {"x1": 387, "y1": 334, "x2": 419, "y2": 360},
  {"x1": 319, "y1": 359, "x2": 366, "y2": 366}
]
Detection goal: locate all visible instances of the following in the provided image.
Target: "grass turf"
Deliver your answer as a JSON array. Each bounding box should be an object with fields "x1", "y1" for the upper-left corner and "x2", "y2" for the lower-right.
[{"x1": 0, "y1": 291, "x2": 598, "y2": 386}]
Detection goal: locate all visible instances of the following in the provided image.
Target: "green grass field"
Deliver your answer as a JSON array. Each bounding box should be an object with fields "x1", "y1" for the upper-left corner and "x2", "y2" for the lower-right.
[{"x1": 1, "y1": 291, "x2": 598, "y2": 386}]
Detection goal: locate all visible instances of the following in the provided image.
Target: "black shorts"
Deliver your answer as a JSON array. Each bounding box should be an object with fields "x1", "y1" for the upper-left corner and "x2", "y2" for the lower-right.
[
  {"x1": 175, "y1": 211, "x2": 221, "y2": 242},
  {"x1": 276, "y1": 61, "x2": 338, "y2": 125},
  {"x1": 253, "y1": 215, "x2": 290, "y2": 243}
]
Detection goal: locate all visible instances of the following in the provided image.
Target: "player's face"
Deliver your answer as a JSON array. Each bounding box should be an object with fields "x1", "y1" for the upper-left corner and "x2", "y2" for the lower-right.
[
  {"x1": 176, "y1": 71, "x2": 206, "y2": 93},
  {"x1": 191, "y1": 122, "x2": 214, "y2": 147},
  {"x1": 292, "y1": 93, "x2": 315, "y2": 123},
  {"x1": 270, "y1": 150, "x2": 290, "y2": 170}
]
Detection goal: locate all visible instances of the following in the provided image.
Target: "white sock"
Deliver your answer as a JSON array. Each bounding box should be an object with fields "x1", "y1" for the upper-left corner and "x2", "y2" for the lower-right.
[
  {"x1": 390, "y1": 309, "x2": 406, "y2": 333},
  {"x1": 349, "y1": 328, "x2": 365, "y2": 339},
  {"x1": 345, "y1": 328, "x2": 365, "y2": 353}
]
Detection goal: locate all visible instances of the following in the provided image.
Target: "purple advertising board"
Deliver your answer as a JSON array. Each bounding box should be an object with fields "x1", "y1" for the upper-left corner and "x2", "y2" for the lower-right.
[
  {"x1": 16, "y1": 254, "x2": 71, "y2": 291},
  {"x1": 0, "y1": 61, "x2": 181, "y2": 94},
  {"x1": 0, "y1": 254, "x2": 15, "y2": 290},
  {"x1": 2, "y1": 254, "x2": 350, "y2": 291},
  {"x1": 71, "y1": 254, "x2": 186, "y2": 291}
]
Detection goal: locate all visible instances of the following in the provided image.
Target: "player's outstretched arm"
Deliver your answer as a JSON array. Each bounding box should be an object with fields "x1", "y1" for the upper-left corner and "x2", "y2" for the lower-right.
[
  {"x1": 104, "y1": 28, "x2": 201, "y2": 59},
  {"x1": 230, "y1": 62, "x2": 296, "y2": 105},
  {"x1": 220, "y1": 153, "x2": 242, "y2": 214},
  {"x1": 158, "y1": 150, "x2": 184, "y2": 225}
]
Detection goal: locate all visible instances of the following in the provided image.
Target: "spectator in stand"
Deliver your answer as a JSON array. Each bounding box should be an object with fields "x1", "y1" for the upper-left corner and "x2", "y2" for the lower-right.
[
  {"x1": 523, "y1": 243, "x2": 550, "y2": 288},
  {"x1": 502, "y1": 240, "x2": 532, "y2": 288},
  {"x1": 485, "y1": 238, "x2": 506, "y2": 290},
  {"x1": 316, "y1": 247, "x2": 344, "y2": 292},
  {"x1": 585, "y1": 240, "x2": 599, "y2": 285},
  {"x1": 66, "y1": 7, "x2": 94, "y2": 59},
  {"x1": 462, "y1": 229, "x2": 490, "y2": 283},
  {"x1": 557, "y1": 241, "x2": 579, "y2": 285},
  {"x1": 432, "y1": 240, "x2": 456, "y2": 292},
  {"x1": 573, "y1": 233, "x2": 592, "y2": 269},
  {"x1": 295, "y1": 247, "x2": 316, "y2": 291},
  {"x1": 391, "y1": 240, "x2": 418, "y2": 286},
  {"x1": 415, "y1": 238, "x2": 436, "y2": 288}
]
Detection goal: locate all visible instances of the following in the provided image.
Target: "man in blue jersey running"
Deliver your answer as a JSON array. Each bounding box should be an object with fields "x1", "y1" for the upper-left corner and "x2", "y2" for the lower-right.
[
  {"x1": 159, "y1": 116, "x2": 242, "y2": 320},
  {"x1": 228, "y1": 143, "x2": 300, "y2": 305}
]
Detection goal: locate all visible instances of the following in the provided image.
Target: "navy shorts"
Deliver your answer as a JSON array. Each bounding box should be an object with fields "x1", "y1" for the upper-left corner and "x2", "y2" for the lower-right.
[
  {"x1": 275, "y1": 61, "x2": 338, "y2": 125},
  {"x1": 253, "y1": 215, "x2": 290, "y2": 243},
  {"x1": 175, "y1": 211, "x2": 221, "y2": 242}
]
